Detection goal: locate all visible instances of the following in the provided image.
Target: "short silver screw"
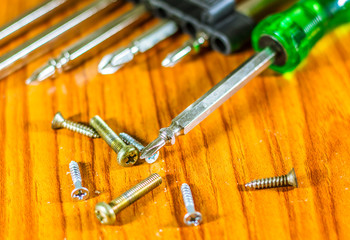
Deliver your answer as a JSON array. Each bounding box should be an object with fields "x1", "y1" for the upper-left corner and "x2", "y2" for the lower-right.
[
  {"x1": 52, "y1": 112, "x2": 100, "y2": 138},
  {"x1": 119, "y1": 133, "x2": 159, "y2": 164},
  {"x1": 181, "y1": 183, "x2": 202, "y2": 226},
  {"x1": 69, "y1": 161, "x2": 90, "y2": 201},
  {"x1": 245, "y1": 168, "x2": 298, "y2": 189}
]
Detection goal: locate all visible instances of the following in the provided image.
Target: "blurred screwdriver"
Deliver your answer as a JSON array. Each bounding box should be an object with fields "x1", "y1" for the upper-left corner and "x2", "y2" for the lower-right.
[
  {"x1": 0, "y1": 0, "x2": 121, "y2": 80},
  {"x1": 161, "y1": 0, "x2": 292, "y2": 67},
  {"x1": 0, "y1": 0, "x2": 77, "y2": 47},
  {"x1": 141, "y1": 0, "x2": 350, "y2": 160},
  {"x1": 26, "y1": 5, "x2": 150, "y2": 84},
  {"x1": 98, "y1": 20, "x2": 179, "y2": 75}
]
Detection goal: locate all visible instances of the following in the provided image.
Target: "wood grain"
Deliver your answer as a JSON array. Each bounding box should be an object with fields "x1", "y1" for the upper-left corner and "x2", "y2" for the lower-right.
[{"x1": 1, "y1": 0, "x2": 350, "y2": 239}]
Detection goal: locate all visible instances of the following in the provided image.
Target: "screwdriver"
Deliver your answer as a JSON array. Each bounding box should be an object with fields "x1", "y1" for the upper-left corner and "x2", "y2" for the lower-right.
[
  {"x1": 98, "y1": 20, "x2": 179, "y2": 75},
  {"x1": 0, "y1": 0, "x2": 120, "y2": 80},
  {"x1": 0, "y1": 0, "x2": 76, "y2": 47},
  {"x1": 140, "y1": 0, "x2": 350, "y2": 160},
  {"x1": 161, "y1": 0, "x2": 293, "y2": 67},
  {"x1": 26, "y1": 5, "x2": 150, "y2": 84}
]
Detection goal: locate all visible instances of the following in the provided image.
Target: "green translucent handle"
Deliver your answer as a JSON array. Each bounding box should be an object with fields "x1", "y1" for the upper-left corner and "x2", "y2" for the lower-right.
[{"x1": 252, "y1": 0, "x2": 350, "y2": 73}]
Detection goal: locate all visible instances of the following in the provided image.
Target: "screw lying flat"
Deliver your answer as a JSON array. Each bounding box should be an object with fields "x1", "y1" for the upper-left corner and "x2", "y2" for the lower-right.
[
  {"x1": 89, "y1": 116, "x2": 139, "y2": 167},
  {"x1": 95, "y1": 173, "x2": 162, "y2": 225},
  {"x1": 181, "y1": 183, "x2": 202, "y2": 226},
  {"x1": 245, "y1": 168, "x2": 298, "y2": 189},
  {"x1": 119, "y1": 133, "x2": 159, "y2": 164},
  {"x1": 52, "y1": 112, "x2": 100, "y2": 138},
  {"x1": 69, "y1": 161, "x2": 89, "y2": 201}
]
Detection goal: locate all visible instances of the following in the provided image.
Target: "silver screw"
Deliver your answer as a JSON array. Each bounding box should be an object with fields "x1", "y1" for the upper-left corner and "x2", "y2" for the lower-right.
[
  {"x1": 245, "y1": 168, "x2": 298, "y2": 189},
  {"x1": 119, "y1": 133, "x2": 159, "y2": 164},
  {"x1": 69, "y1": 161, "x2": 90, "y2": 201},
  {"x1": 52, "y1": 112, "x2": 100, "y2": 138},
  {"x1": 181, "y1": 183, "x2": 202, "y2": 226}
]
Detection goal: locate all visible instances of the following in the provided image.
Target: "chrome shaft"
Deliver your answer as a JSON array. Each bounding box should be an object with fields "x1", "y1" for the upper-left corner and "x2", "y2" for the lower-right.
[
  {"x1": 0, "y1": 0, "x2": 120, "y2": 80},
  {"x1": 141, "y1": 48, "x2": 276, "y2": 159},
  {"x1": 0, "y1": 0, "x2": 76, "y2": 46},
  {"x1": 27, "y1": 5, "x2": 149, "y2": 83}
]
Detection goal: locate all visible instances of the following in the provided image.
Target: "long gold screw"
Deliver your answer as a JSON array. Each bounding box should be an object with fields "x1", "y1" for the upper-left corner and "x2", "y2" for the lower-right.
[
  {"x1": 51, "y1": 112, "x2": 100, "y2": 138},
  {"x1": 89, "y1": 115, "x2": 139, "y2": 167},
  {"x1": 95, "y1": 173, "x2": 162, "y2": 225},
  {"x1": 245, "y1": 168, "x2": 298, "y2": 189}
]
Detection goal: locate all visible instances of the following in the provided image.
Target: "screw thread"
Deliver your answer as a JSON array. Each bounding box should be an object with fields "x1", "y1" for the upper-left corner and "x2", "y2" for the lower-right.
[
  {"x1": 62, "y1": 120, "x2": 100, "y2": 138},
  {"x1": 119, "y1": 133, "x2": 145, "y2": 151},
  {"x1": 181, "y1": 183, "x2": 195, "y2": 212},
  {"x1": 90, "y1": 116, "x2": 126, "y2": 152},
  {"x1": 110, "y1": 173, "x2": 162, "y2": 214},
  {"x1": 245, "y1": 175, "x2": 289, "y2": 189},
  {"x1": 69, "y1": 161, "x2": 82, "y2": 184}
]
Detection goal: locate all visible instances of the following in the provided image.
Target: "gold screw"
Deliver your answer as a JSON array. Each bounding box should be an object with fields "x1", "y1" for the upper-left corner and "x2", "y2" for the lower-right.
[
  {"x1": 89, "y1": 115, "x2": 139, "y2": 167},
  {"x1": 51, "y1": 112, "x2": 100, "y2": 138},
  {"x1": 245, "y1": 168, "x2": 298, "y2": 189},
  {"x1": 95, "y1": 173, "x2": 162, "y2": 225}
]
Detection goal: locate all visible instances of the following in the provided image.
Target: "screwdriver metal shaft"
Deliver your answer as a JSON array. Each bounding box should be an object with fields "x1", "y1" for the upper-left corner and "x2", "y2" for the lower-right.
[
  {"x1": 141, "y1": 48, "x2": 276, "y2": 159},
  {"x1": 98, "y1": 20, "x2": 179, "y2": 75},
  {"x1": 0, "y1": 0, "x2": 76, "y2": 46},
  {"x1": 0, "y1": 0, "x2": 120, "y2": 80},
  {"x1": 26, "y1": 5, "x2": 150, "y2": 84}
]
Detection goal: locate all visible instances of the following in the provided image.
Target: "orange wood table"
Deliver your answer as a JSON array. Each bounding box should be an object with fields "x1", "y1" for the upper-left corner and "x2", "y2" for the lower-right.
[{"x1": 1, "y1": 0, "x2": 350, "y2": 239}]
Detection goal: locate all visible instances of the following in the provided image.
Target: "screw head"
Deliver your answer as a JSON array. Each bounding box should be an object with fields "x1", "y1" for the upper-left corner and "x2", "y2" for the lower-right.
[
  {"x1": 71, "y1": 187, "x2": 90, "y2": 201},
  {"x1": 117, "y1": 145, "x2": 139, "y2": 167},
  {"x1": 95, "y1": 202, "x2": 116, "y2": 225},
  {"x1": 51, "y1": 112, "x2": 65, "y2": 129},
  {"x1": 184, "y1": 211, "x2": 202, "y2": 226},
  {"x1": 287, "y1": 168, "x2": 298, "y2": 187}
]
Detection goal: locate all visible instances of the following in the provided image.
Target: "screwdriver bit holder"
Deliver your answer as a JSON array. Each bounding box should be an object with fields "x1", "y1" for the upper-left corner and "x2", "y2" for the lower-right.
[{"x1": 127, "y1": 0, "x2": 255, "y2": 55}]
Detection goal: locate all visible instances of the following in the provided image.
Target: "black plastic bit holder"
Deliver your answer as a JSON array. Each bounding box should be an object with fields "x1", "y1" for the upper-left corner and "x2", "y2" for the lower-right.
[{"x1": 147, "y1": 0, "x2": 255, "y2": 55}]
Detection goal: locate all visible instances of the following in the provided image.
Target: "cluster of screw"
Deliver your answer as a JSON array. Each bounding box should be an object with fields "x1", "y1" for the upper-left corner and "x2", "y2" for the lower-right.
[{"x1": 53, "y1": 112, "x2": 298, "y2": 226}]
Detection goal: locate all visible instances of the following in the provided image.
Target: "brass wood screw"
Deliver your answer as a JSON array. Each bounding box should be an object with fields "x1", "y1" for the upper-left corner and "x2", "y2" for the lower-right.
[
  {"x1": 245, "y1": 168, "x2": 298, "y2": 189},
  {"x1": 52, "y1": 112, "x2": 100, "y2": 138},
  {"x1": 89, "y1": 115, "x2": 139, "y2": 167},
  {"x1": 95, "y1": 173, "x2": 162, "y2": 225}
]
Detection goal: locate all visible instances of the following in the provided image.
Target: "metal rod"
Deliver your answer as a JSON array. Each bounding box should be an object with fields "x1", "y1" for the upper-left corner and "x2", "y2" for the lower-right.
[
  {"x1": 0, "y1": 0, "x2": 121, "y2": 80},
  {"x1": 141, "y1": 47, "x2": 276, "y2": 159},
  {"x1": 0, "y1": 0, "x2": 77, "y2": 46},
  {"x1": 26, "y1": 5, "x2": 150, "y2": 84}
]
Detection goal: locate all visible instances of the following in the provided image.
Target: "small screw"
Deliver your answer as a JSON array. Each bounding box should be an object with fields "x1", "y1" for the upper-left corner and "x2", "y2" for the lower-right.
[
  {"x1": 89, "y1": 116, "x2": 139, "y2": 167},
  {"x1": 181, "y1": 183, "x2": 202, "y2": 226},
  {"x1": 119, "y1": 133, "x2": 160, "y2": 164},
  {"x1": 95, "y1": 173, "x2": 162, "y2": 225},
  {"x1": 245, "y1": 168, "x2": 298, "y2": 189},
  {"x1": 69, "y1": 161, "x2": 89, "y2": 201},
  {"x1": 52, "y1": 112, "x2": 100, "y2": 138}
]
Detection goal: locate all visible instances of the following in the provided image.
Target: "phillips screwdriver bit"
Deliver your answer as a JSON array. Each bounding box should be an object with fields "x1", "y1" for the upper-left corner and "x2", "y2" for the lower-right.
[
  {"x1": 26, "y1": 5, "x2": 150, "y2": 84},
  {"x1": 98, "y1": 20, "x2": 179, "y2": 75},
  {"x1": 161, "y1": 0, "x2": 289, "y2": 67},
  {"x1": 0, "y1": 0, "x2": 121, "y2": 80},
  {"x1": 0, "y1": 0, "x2": 76, "y2": 46},
  {"x1": 141, "y1": 0, "x2": 350, "y2": 160}
]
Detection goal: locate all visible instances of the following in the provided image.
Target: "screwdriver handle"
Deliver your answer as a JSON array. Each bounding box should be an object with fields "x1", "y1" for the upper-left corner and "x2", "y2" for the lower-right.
[{"x1": 252, "y1": 0, "x2": 350, "y2": 73}]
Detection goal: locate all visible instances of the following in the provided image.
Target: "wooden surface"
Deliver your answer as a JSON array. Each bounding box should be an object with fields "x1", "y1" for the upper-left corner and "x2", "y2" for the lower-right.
[{"x1": 1, "y1": 0, "x2": 350, "y2": 239}]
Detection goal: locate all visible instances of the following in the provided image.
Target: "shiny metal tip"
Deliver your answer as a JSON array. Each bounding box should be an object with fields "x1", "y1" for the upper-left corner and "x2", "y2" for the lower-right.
[
  {"x1": 161, "y1": 57, "x2": 176, "y2": 68},
  {"x1": 26, "y1": 59, "x2": 58, "y2": 84},
  {"x1": 140, "y1": 137, "x2": 166, "y2": 159},
  {"x1": 98, "y1": 47, "x2": 135, "y2": 75}
]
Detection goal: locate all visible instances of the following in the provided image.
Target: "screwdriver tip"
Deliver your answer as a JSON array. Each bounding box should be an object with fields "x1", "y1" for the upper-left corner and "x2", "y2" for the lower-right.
[
  {"x1": 25, "y1": 59, "x2": 58, "y2": 85},
  {"x1": 140, "y1": 137, "x2": 166, "y2": 160},
  {"x1": 98, "y1": 47, "x2": 135, "y2": 75},
  {"x1": 161, "y1": 57, "x2": 175, "y2": 68}
]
